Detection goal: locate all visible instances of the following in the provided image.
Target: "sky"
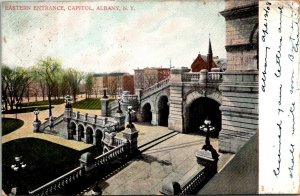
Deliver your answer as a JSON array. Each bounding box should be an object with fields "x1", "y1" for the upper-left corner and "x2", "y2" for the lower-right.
[{"x1": 1, "y1": 0, "x2": 226, "y2": 74}]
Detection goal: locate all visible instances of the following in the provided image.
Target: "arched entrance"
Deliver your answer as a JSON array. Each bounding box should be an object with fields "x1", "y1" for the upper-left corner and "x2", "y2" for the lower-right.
[
  {"x1": 86, "y1": 127, "x2": 93, "y2": 144},
  {"x1": 69, "y1": 121, "x2": 76, "y2": 140},
  {"x1": 77, "y1": 124, "x2": 84, "y2": 141},
  {"x1": 95, "y1": 129, "x2": 103, "y2": 145},
  {"x1": 158, "y1": 96, "x2": 169, "y2": 126},
  {"x1": 186, "y1": 97, "x2": 221, "y2": 137},
  {"x1": 142, "y1": 103, "x2": 152, "y2": 124}
]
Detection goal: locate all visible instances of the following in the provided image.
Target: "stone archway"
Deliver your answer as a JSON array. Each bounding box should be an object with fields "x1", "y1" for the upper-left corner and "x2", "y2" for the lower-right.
[
  {"x1": 142, "y1": 103, "x2": 152, "y2": 124},
  {"x1": 77, "y1": 124, "x2": 84, "y2": 141},
  {"x1": 186, "y1": 97, "x2": 221, "y2": 137},
  {"x1": 69, "y1": 121, "x2": 77, "y2": 140},
  {"x1": 158, "y1": 96, "x2": 169, "y2": 127},
  {"x1": 95, "y1": 129, "x2": 103, "y2": 146},
  {"x1": 85, "y1": 126, "x2": 94, "y2": 144}
]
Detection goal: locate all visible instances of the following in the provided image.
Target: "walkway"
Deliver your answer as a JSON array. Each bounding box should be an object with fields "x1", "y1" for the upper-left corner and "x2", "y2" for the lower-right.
[{"x1": 85, "y1": 124, "x2": 234, "y2": 195}]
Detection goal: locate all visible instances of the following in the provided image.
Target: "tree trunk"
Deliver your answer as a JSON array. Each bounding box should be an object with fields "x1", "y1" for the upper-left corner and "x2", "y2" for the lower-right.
[{"x1": 48, "y1": 89, "x2": 52, "y2": 117}]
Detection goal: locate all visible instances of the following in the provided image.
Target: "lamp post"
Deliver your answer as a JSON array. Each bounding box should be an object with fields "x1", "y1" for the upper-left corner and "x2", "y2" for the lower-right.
[
  {"x1": 126, "y1": 106, "x2": 134, "y2": 128},
  {"x1": 103, "y1": 88, "x2": 108, "y2": 99},
  {"x1": 33, "y1": 108, "x2": 40, "y2": 122},
  {"x1": 199, "y1": 117, "x2": 215, "y2": 150},
  {"x1": 10, "y1": 155, "x2": 28, "y2": 195},
  {"x1": 116, "y1": 95, "x2": 122, "y2": 113},
  {"x1": 64, "y1": 95, "x2": 72, "y2": 108}
]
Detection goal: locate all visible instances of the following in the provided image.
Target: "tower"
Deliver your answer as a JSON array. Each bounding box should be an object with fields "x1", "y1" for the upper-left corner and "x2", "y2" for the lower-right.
[{"x1": 207, "y1": 34, "x2": 213, "y2": 71}]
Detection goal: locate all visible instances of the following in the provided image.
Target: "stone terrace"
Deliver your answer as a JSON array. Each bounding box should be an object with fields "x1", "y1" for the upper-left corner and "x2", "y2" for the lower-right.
[{"x1": 84, "y1": 123, "x2": 233, "y2": 195}]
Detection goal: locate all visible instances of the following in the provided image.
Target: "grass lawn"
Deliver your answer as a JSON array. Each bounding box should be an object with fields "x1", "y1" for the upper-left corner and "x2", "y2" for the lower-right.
[
  {"x1": 2, "y1": 138, "x2": 102, "y2": 193},
  {"x1": 2, "y1": 118, "x2": 24, "y2": 136},
  {"x1": 2, "y1": 106, "x2": 52, "y2": 114},
  {"x1": 71, "y1": 98, "x2": 105, "y2": 110},
  {"x1": 21, "y1": 99, "x2": 65, "y2": 107}
]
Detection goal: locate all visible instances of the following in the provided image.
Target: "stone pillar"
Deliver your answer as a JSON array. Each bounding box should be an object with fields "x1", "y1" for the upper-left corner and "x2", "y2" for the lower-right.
[
  {"x1": 64, "y1": 102, "x2": 73, "y2": 139},
  {"x1": 79, "y1": 152, "x2": 95, "y2": 178},
  {"x1": 93, "y1": 134, "x2": 97, "y2": 146},
  {"x1": 122, "y1": 126, "x2": 138, "y2": 154},
  {"x1": 122, "y1": 108, "x2": 139, "y2": 154},
  {"x1": 135, "y1": 89, "x2": 142, "y2": 103},
  {"x1": 168, "y1": 67, "x2": 189, "y2": 133},
  {"x1": 101, "y1": 98, "x2": 109, "y2": 117},
  {"x1": 151, "y1": 109, "x2": 158, "y2": 125},
  {"x1": 113, "y1": 112, "x2": 126, "y2": 131},
  {"x1": 77, "y1": 130, "x2": 81, "y2": 141},
  {"x1": 219, "y1": 1, "x2": 258, "y2": 153},
  {"x1": 199, "y1": 69, "x2": 208, "y2": 83},
  {"x1": 33, "y1": 120, "x2": 41, "y2": 133},
  {"x1": 160, "y1": 180, "x2": 182, "y2": 195},
  {"x1": 195, "y1": 146, "x2": 219, "y2": 176}
]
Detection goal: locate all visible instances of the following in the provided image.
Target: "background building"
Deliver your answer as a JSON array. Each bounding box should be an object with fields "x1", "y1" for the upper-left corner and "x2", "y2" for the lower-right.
[
  {"x1": 93, "y1": 73, "x2": 134, "y2": 96},
  {"x1": 134, "y1": 67, "x2": 170, "y2": 90}
]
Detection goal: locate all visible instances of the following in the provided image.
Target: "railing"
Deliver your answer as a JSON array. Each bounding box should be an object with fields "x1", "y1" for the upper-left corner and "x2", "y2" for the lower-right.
[
  {"x1": 179, "y1": 167, "x2": 208, "y2": 195},
  {"x1": 141, "y1": 78, "x2": 170, "y2": 99},
  {"x1": 93, "y1": 143, "x2": 128, "y2": 167},
  {"x1": 51, "y1": 114, "x2": 64, "y2": 126},
  {"x1": 39, "y1": 114, "x2": 64, "y2": 132},
  {"x1": 122, "y1": 94, "x2": 138, "y2": 103},
  {"x1": 114, "y1": 137, "x2": 126, "y2": 146},
  {"x1": 182, "y1": 73, "x2": 201, "y2": 82},
  {"x1": 208, "y1": 72, "x2": 223, "y2": 81},
  {"x1": 29, "y1": 166, "x2": 83, "y2": 196},
  {"x1": 182, "y1": 72, "x2": 223, "y2": 82},
  {"x1": 109, "y1": 100, "x2": 119, "y2": 111}
]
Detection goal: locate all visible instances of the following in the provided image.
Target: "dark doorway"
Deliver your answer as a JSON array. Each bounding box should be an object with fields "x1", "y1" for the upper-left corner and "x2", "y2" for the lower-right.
[
  {"x1": 95, "y1": 129, "x2": 103, "y2": 145},
  {"x1": 142, "y1": 103, "x2": 152, "y2": 124},
  {"x1": 69, "y1": 122, "x2": 76, "y2": 140},
  {"x1": 158, "y1": 96, "x2": 169, "y2": 126},
  {"x1": 78, "y1": 124, "x2": 84, "y2": 141},
  {"x1": 187, "y1": 97, "x2": 221, "y2": 137},
  {"x1": 86, "y1": 127, "x2": 93, "y2": 144}
]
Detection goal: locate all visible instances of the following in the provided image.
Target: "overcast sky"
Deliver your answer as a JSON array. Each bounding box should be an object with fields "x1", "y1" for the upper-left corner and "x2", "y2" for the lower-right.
[{"x1": 2, "y1": 0, "x2": 225, "y2": 74}]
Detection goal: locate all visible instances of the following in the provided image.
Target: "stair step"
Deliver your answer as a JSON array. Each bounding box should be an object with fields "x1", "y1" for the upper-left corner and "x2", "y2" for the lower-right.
[{"x1": 138, "y1": 131, "x2": 178, "y2": 153}]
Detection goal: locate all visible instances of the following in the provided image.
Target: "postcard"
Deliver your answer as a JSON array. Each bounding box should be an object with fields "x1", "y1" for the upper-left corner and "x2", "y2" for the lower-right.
[{"x1": 1, "y1": 0, "x2": 299, "y2": 195}]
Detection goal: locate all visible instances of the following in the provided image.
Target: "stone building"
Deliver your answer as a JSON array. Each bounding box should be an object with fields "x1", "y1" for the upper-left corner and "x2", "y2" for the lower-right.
[
  {"x1": 191, "y1": 38, "x2": 227, "y2": 72},
  {"x1": 218, "y1": 0, "x2": 258, "y2": 153},
  {"x1": 93, "y1": 73, "x2": 134, "y2": 96},
  {"x1": 134, "y1": 67, "x2": 170, "y2": 90}
]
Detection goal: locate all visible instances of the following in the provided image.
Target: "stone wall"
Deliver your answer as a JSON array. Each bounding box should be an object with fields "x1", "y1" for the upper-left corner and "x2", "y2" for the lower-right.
[{"x1": 219, "y1": 1, "x2": 258, "y2": 153}]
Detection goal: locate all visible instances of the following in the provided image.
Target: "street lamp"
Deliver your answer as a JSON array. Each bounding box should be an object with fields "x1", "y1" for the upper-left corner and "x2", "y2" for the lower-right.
[
  {"x1": 33, "y1": 108, "x2": 40, "y2": 122},
  {"x1": 116, "y1": 95, "x2": 122, "y2": 113},
  {"x1": 11, "y1": 155, "x2": 27, "y2": 171},
  {"x1": 10, "y1": 155, "x2": 28, "y2": 195},
  {"x1": 199, "y1": 117, "x2": 215, "y2": 150},
  {"x1": 64, "y1": 95, "x2": 72, "y2": 108},
  {"x1": 126, "y1": 106, "x2": 134, "y2": 128}
]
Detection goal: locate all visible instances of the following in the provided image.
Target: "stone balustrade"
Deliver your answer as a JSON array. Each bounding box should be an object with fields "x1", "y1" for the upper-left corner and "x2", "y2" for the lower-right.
[
  {"x1": 179, "y1": 167, "x2": 208, "y2": 195},
  {"x1": 182, "y1": 72, "x2": 224, "y2": 82},
  {"x1": 122, "y1": 94, "x2": 138, "y2": 103},
  {"x1": 93, "y1": 142, "x2": 128, "y2": 167},
  {"x1": 39, "y1": 114, "x2": 64, "y2": 132},
  {"x1": 141, "y1": 78, "x2": 170, "y2": 99},
  {"x1": 29, "y1": 166, "x2": 83, "y2": 196},
  {"x1": 29, "y1": 140, "x2": 129, "y2": 195}
]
